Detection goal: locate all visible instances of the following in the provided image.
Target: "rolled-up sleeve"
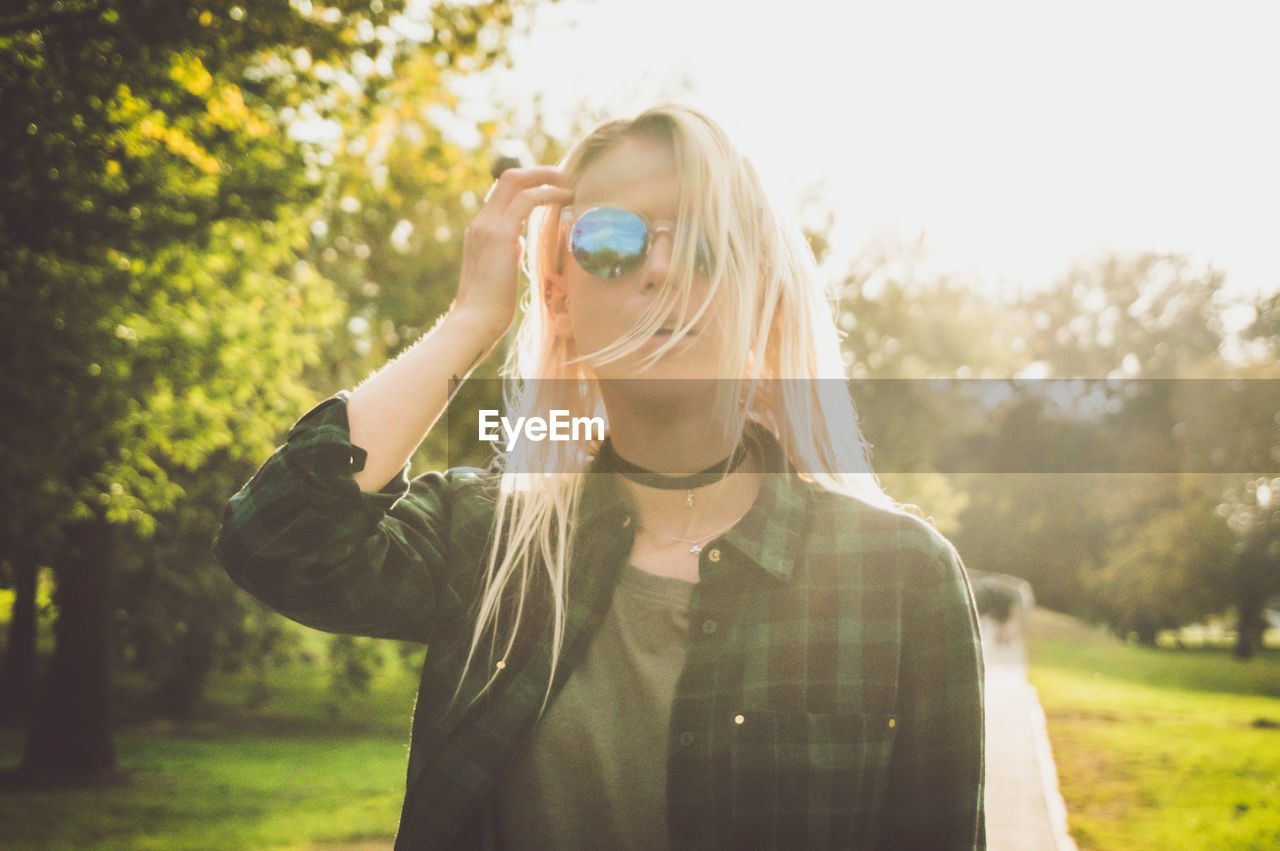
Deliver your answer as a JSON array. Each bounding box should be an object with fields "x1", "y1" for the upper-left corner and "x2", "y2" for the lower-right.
[
  {"x1": 880, "y1": 538, "x2": 986, "y2": 849},
  {"x1": 214, "y1": 392, "x2": 477, "y2": 644}
]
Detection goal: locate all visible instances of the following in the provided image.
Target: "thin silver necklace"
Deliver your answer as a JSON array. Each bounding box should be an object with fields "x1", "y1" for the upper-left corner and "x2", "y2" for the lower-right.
[{"x1": 635, "y1": 512, "x2": 747, "y2": 555}]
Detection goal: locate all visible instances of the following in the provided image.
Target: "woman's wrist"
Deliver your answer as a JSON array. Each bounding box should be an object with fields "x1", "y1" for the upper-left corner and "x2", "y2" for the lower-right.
[{"x1": 445, "y1": 302, "x2": 512, "y2": 354}]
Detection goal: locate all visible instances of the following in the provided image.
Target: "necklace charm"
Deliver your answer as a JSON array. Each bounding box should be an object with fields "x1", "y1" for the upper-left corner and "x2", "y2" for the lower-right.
[
  {"x1": 636, "y1": 513, "x2": 746, "y2": 558},
  {"x1": 686, "y1": 489, "x2": 694, "y2": 508}
]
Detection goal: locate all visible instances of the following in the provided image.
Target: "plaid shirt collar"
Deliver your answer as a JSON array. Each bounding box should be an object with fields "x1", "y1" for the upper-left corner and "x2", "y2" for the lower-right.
[{"x1": 578, "y1": 424, "x2": 808, "y2": 584}]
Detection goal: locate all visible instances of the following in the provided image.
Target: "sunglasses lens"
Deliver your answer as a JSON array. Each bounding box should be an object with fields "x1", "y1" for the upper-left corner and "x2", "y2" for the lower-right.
[{"x1": 571, "y1": 207, "x2": 647, "y2": 279}]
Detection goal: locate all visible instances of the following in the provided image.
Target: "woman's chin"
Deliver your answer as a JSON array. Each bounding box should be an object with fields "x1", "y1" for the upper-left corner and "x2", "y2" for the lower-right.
[{"x1": 596, "y1": 374, "x2": 722, "y2": 415}]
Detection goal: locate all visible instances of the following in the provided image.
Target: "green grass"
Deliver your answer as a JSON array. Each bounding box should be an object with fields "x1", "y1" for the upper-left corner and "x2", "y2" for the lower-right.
[
  {"x1": 0, "y1": 662, "x2": 418, "y2": 850},
  {"x1": 8, "y1": 612, "x2": 1280, "y2": 849},
  {"x1": 1027, "y1": 609, "x2": 1280, "y2": 851}
]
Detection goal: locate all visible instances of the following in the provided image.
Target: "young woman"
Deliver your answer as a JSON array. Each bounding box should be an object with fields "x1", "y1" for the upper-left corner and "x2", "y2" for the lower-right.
[{"x1": 216, "y1": 104, "x2": 985, "y2": 849}]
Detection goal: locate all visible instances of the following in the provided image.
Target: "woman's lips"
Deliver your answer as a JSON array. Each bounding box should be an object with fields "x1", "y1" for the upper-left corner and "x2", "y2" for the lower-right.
[{"x1": 641, "y1": 326, "x2": 696, "y2": 350}]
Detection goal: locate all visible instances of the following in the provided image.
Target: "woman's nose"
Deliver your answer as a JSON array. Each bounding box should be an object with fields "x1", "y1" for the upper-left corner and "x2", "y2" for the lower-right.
[{"x1": 641, "y1": 230, "x2": 674, "y2": 291}]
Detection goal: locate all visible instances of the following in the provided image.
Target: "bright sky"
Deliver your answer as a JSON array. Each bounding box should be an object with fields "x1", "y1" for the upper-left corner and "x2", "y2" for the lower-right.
[{"x1": 451, "y1": 0, "x2": 1280, "y2": 302}]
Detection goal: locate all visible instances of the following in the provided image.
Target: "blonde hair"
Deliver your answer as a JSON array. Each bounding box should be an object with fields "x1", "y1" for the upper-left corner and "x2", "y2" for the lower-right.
[{"x1": 458, "y1": 104, "x2": 891, "y2": 705}]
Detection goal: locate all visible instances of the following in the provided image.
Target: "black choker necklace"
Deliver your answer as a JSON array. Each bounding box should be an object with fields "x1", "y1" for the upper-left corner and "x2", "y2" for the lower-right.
[{"x1": 597, "y1": 439, "x2": 750, "y2": 493}]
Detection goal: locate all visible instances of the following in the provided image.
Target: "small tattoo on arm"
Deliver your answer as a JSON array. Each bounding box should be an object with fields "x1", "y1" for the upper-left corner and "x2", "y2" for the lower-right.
[{"x1": 446, "y1": 350, "x2": 484, "y2": 405}]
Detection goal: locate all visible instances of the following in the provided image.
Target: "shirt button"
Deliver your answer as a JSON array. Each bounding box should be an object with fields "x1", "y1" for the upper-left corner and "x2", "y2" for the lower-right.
[
  {"x1": 701, "y1": 619, "x2": 718, "y2": 635},
  {"x1": 888, "y1": 718, "x2": 896, "y2": 729},
  {"x1": 678, "y1": 731, "x2": 696, "y2": 747},
  {"x1": 733, "y1": 713, "x2": 745, "y2": 725},
  {"x1": 706, "y1": 548, "x2": 721, "y2": 562}
]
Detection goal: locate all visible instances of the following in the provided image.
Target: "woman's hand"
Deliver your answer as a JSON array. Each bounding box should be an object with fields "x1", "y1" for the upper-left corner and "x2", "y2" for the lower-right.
[{"x1": 452, "y1": 166, "x2": 574, "y2": 346}]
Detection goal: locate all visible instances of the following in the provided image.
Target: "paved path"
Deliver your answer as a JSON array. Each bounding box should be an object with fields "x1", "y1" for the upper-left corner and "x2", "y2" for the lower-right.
[{"x1": 982, "y1": 616, "x2": 1076, "y2": 851}]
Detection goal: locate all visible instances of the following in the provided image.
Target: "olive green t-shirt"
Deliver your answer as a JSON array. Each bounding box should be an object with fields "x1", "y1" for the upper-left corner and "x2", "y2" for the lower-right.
[{"x1": 492, "y1": 563, "x2": 694, "y2": 850}]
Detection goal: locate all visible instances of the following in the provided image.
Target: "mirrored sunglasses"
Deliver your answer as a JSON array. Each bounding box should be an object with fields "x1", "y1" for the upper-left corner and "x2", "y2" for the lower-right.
[{"x1": 560, "y1": 205, "x2": 713, "y2": 279}]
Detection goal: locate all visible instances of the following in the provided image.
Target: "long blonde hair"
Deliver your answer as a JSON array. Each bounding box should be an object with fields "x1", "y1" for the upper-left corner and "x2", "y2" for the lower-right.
[{"x1": 459, "y1": 104, "x2": 891, "y2": 704}]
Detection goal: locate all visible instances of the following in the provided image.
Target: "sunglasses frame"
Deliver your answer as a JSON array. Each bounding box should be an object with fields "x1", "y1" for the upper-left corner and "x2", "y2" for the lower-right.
[{"x1": 554, "y1": 204, "x2": 711, "y2": 279}]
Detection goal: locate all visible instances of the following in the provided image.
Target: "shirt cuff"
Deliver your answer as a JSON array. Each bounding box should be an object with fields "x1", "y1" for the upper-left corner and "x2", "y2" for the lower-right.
[{"x1": 284, "y1": 390, "x2": 411, "y2": 511}]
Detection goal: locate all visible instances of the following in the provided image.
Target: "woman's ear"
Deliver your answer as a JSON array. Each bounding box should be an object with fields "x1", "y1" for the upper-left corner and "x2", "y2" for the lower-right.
[{"x1": 543, "y1": 275, "x2": 573, "y2": 339}]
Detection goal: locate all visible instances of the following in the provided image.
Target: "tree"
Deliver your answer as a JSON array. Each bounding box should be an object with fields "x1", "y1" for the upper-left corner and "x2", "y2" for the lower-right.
[
  {"x1": 0, "y1": 509, "x2": 59, "y2": 722},
  {"x1": 1220, "y1": 479, "x2": 1280, "y2": 658},
  {"x1": 1176, "y1": 305, "x2": 1280, "y2": 657},
  {"x1": 833, "y1": 240, "x2": 1017, "y2": 529},
  {"x1": 1188, "y1": 377, "x2": 1280, "y2": 659},
  {"x1": 0, "y1": 0, "x2": 524, "y2": 782},
  {"x1": 1015, "y1": 253, "x2": 1224, "y2": 379},
  {"x1": 948, "y1": 253, "x2": 1232, "y2": 622},
  {"x1": 110, "y1": 453, "x2": 266, "y2": 718},
  {"x1": 946, "y1": 395, "x2": 1117, "y2": 615},
  {"x1": 107, "y1": 8, "x2": 539, "y2": 718},
  {"x1": 1083, "y1": 485, "x2": 1234, "y2": 645}
]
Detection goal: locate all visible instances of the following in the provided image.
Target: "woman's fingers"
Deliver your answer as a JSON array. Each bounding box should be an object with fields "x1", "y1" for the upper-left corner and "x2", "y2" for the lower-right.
[
  {"x1": 483, "y1": 166, "x2": 571, "y2": 210},
  {"x1": 505, "y1": 184, "x2": 575, "y2": 224},
  {"x1": 465, "y1": 184, "x2": 573, "y2": 253}
]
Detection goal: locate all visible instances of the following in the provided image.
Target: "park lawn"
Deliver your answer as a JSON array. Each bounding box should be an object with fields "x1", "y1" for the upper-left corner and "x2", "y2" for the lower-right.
[
  {"x1": 1027, "y1": 609, "x2": 1280, "y2": 851},
  {"x1": 0, "y1": 662, "x2": 418, "y2": 850}
]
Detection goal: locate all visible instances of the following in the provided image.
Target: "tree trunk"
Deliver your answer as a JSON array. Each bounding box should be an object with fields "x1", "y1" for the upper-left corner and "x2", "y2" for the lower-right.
[
  {"x1": 19, "y1": 512, "x2": 117, "y2": 782},
  {"x1": 1232, "y1": 526, "x2": 1278, "y2": 661},
  {"x1": 149, "y1": 603, "x2": 216, "y2": 719},
  {"x1": 0, "y1": 554, "x2": 39, "y2": 722},
  {"x1": 1233, "y1": 595, "x2": 1264, "y2": 660},
  {"x1": 1133, "y1": 624, "x2": 1159, "y2": 647}
]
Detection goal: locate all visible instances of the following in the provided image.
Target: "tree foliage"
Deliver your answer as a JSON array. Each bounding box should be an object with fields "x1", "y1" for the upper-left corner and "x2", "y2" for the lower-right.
[
  {"x1": 0, "y1": 0, "x2": 527, "y2": 778},
  {"x1": 1083, "y1": 486, "x2": 1234, "y2": 645}
]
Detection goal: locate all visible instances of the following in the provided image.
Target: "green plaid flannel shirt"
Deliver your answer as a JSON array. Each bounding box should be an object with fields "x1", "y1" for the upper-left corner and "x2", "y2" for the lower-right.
[{"x1": 215, "y1": 393, "x2": 985, "y2": 849}]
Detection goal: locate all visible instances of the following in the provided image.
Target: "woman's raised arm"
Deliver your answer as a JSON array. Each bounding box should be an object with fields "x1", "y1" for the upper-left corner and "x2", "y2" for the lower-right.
[{"x1": 347, "y1": 166, "x2": 573, "y2": 491}]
